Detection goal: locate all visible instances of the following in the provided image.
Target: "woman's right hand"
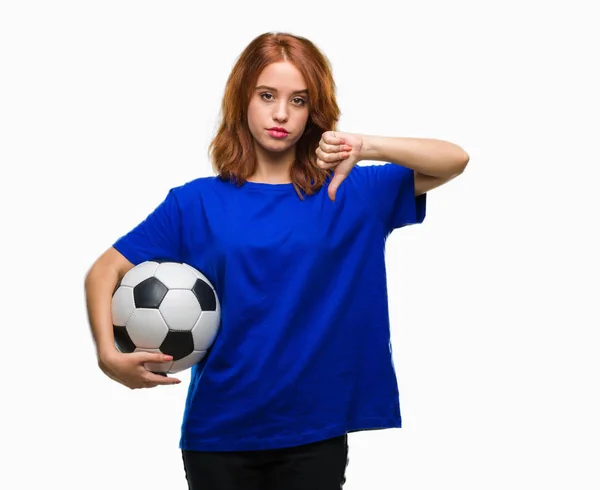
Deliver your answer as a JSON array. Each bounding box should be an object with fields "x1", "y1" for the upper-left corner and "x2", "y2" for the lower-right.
[{"x1": 98, "y1": 350, "x2": 181, "y2": 389}]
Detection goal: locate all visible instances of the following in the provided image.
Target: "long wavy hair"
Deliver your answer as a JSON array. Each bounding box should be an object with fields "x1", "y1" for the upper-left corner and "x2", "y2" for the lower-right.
[{"x1": 208, "y1": 32, "x2": 341, "y2": 199}]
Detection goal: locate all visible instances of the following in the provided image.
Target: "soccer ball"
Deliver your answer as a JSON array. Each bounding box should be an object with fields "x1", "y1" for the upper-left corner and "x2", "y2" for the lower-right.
[{"x1": 111, "y1": 260, "x2": 221, "y2": 374}]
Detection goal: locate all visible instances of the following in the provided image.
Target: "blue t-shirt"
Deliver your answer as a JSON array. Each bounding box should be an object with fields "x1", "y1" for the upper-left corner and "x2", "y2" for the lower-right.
[{"x1": 113, "y1": 162, "x2": 426, "y2": 451}]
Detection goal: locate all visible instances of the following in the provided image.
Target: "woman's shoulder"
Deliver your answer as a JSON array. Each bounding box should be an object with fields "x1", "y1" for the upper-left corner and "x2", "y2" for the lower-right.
[{"x1": 172, "y1": 174, "x2": 222, "y2": 194}]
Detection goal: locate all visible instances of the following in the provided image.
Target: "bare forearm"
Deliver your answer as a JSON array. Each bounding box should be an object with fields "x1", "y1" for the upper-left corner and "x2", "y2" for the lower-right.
[
  {"x1": 85, "y1": 264, "x2": 120, "y2": 359},
  {"x1": 359, "y1": 135, "x2": 469, "y2": 178}
]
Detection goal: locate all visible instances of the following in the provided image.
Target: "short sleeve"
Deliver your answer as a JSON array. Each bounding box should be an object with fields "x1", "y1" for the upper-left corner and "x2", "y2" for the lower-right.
[
  {"x1": 358, "y1": 163, "x2": 426, "y2": 233},
  {"x1": 112, "y1": 188, "x2": 183, "y2": 265}
]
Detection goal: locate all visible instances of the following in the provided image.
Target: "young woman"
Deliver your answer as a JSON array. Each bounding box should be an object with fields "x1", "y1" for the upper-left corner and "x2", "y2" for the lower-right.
[{"x1": 85, "y1": 32, "x2": 469, "y2": 489}]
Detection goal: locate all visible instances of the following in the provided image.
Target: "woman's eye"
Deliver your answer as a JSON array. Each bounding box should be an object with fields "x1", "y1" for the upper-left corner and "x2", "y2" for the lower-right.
[{"x1": 260, "y1": 93, "x2": 306, "y2": 106}]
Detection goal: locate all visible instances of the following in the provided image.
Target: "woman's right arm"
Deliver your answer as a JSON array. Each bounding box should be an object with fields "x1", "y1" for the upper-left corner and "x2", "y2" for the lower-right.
[{"x1": 84, "y1": 247, "x2": 181, "y2": 388}]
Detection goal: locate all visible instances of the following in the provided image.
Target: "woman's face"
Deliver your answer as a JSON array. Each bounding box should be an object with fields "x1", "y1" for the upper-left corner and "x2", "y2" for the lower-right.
[{"x1": 247, "y1": 61, "x2": 310, "y2": 156}]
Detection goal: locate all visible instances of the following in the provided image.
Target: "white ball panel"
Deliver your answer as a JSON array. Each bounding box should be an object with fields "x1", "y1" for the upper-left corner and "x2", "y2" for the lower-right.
[
  {"x1": 182, "y1": 263, "x2": 216, "y2": 288},
  {"x1": 192, "y1": 311, "x2": 221, "y2": 350},
  {"x1": 169, "y1": 350, "x2": 207, "y2": 374},
  {"x1": 134, "y1": 348, "x2": 175, "y2": 373},
  {"x1": 120, "y1": 261, "x2": 159, "y2": 287},
  {"x1": 159, "y1": 290, "x2": 201, "y2": 330},
  {"x1": 112, "y1": 286, "x2": 135, "y2": 327},
  {"x1": 126, "y1": 309, "x2": 169, "y2": 349},
  {"x1": 154, "y1": 262, "x2": 197, "y2": 289}
]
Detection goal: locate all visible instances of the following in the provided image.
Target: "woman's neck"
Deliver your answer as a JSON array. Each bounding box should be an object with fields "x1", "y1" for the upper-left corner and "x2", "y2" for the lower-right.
[{"x1": 250, "y1": 149, "x2": 295, "y2": 184}]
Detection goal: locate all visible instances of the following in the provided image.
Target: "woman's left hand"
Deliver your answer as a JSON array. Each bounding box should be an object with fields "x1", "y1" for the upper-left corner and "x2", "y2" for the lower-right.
[{"x1": 316, "y1": 131, "x2": 364, "y2": 201}]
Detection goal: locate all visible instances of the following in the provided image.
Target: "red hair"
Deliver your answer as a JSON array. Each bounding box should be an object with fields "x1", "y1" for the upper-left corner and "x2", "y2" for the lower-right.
[{"x1": 208, "y1": 32, "x2": 341, "y2": 199}]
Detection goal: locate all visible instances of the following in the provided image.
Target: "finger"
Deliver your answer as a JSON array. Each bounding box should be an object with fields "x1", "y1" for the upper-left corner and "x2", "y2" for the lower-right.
[
  {"x1": 135, "y1": 351, "x2": 173, "y2": 364},
  {"x1": 328, "y1": 131, "x2": 346, "y2": 145},
  {"x1": 328, "y1": 172, "x2": 347, "y2": 201},
  {"x1": 320, "y1": 142, "x2": 352, "y2": 154},
  {"x1": 145, "y1": 372, "x2": 181, "y2": 385},
  {"x1": 138, "y1": 381, "x2": 158, "y2": 389},
  {"x1": 316, "y1": 157, "x2": 337, "y2": 169},
  {"x1": 316, "y1": 148, "x2": 350, "y2": 164},
  {"x1": 320, "y1": 146, "x2": 351, "y2": 161}
]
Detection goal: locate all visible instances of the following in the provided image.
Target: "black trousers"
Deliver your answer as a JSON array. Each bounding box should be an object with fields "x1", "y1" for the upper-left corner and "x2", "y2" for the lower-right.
[{"x1": 181, "y1": 434, "x2": 349, "y2": 490}]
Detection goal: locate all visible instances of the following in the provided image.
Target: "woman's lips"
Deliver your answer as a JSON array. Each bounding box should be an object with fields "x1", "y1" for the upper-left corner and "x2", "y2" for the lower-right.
[{"x1": 267, "y1": 129, "x2": 289, "y2": 138}]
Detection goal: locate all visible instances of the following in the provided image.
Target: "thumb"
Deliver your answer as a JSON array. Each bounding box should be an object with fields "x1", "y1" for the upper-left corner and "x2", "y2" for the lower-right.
[{"x1": 328, "y1": 172, "x2": 347, "y2": 201}]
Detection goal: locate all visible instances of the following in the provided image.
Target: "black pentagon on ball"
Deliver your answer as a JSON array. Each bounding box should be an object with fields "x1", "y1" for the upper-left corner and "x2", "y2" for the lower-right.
[
  {"x1": 133, "y1": 277, "x2": 168, "y2": 308},
  {"x1": 192, "y1": 279, "x2": 217, "y2": 311},
  {"x1": 160, "y1": 330, "x2": 194, "y2": 361},
  {"x1": 113, "y1": 325, "x2": 136, "y2": 353}
]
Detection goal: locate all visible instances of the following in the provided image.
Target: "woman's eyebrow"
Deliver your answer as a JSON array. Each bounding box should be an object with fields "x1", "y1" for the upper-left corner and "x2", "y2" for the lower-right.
[{"x1": 255, "y1": 85, "x2": 309, "y2": 95}]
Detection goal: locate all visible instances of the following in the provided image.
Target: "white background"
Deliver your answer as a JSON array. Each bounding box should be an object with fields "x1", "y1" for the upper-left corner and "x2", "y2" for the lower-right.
[{"x1": 1, "y1": 1, "x2": 598, "y2": 489}]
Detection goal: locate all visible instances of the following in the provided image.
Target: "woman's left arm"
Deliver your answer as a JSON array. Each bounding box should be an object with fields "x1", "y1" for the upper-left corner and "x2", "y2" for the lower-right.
[
  {"x1": 316, "y1": 131, "x2": 470, "y2": 200},
  {"x1": 359, "y1": 135, "x2": 470, "y2": 196}
]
